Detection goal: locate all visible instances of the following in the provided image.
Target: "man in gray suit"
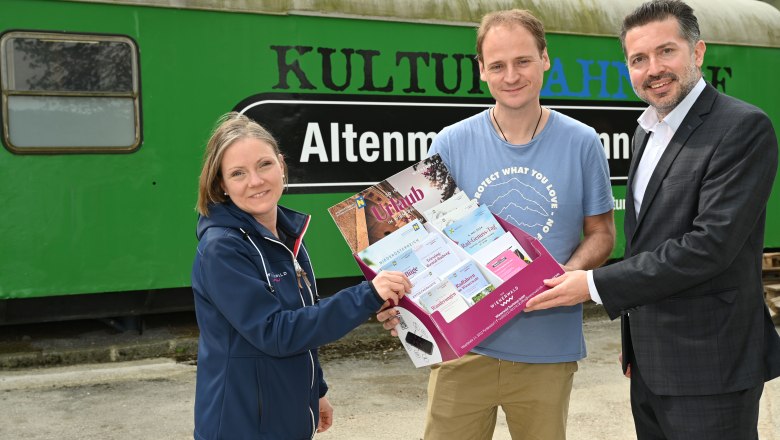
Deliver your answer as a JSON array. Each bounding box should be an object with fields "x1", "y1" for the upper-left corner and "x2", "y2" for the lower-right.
[{"x1": 524, "y1": 0, "x2": 780, "y2": 438}]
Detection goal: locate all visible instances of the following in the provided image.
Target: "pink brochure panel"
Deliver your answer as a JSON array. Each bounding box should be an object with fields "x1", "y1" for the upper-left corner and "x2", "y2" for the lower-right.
[
  {"x1": 354, "y1": 214, "x2": 563, "y2": 364},
  {"x1": 427, "y1": 216, "x2": 563, "y2": 356}
]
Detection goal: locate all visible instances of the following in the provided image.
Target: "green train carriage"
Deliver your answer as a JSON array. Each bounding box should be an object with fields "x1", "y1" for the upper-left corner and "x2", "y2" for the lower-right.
[{"x1": 1, "y1": 0, "x2": 778, "y2": 323}]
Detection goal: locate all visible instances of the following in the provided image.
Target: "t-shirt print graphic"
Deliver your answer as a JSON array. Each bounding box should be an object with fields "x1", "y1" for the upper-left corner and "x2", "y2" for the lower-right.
[{"x1": 481, "y1": 176, "x2": 556, "y2": 240}]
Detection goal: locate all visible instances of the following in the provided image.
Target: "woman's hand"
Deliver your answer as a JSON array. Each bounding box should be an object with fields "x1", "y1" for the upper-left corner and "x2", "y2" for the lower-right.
[
  {"x1": 377, "y1": 305, "x2": 401, "y2": 337},
  {"x1": 317, "y1": 396, "x2": 334, "y2": 433},
  {"x1": 370, "y1": 271, "x2": 412, "y2": 306}
]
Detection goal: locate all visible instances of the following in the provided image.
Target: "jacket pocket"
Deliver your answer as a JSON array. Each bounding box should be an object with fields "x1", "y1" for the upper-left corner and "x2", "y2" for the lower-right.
[
  {"x1": 661, "y1": 174, "x2": 694, "y2": 188},
  {"x1": 667, "y1": 287, "x2": 737, "y2": 303},
  {"x1": 217, "y1": 358, "x2": 264, "y2": 438},
  {"x1": 257, "y1": 354, "x2": 314, "y2": 439},
  {"x1": 655, "y1": 288, "x2": 738, "y2": 339}
]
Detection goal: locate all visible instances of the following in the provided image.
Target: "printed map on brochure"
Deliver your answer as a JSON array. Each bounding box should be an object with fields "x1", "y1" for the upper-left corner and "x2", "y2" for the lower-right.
[{"x1": 328, "y1": 154, "x2": 459, "y2": 253}]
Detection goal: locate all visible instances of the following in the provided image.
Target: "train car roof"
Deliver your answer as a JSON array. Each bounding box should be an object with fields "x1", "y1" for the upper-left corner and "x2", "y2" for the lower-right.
[{"x1": 63, "y1": 0, "x2": 780, "y2": 47}]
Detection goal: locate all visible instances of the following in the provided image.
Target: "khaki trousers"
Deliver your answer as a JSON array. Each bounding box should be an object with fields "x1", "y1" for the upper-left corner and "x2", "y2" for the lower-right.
[{"x1": 424, "y1": 353, "x2": 577, "y2": 440}]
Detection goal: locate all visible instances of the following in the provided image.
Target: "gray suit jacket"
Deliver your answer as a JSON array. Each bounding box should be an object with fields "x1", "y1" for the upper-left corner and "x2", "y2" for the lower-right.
[{"x1": 594, "y1": 84, "x2": 780, "y2": 396}]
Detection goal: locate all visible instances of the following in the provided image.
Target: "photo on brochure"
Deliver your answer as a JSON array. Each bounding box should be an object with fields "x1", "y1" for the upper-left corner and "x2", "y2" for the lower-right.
[{"x1": 328, "y1": 154, "x2": 458, "y2": 253}]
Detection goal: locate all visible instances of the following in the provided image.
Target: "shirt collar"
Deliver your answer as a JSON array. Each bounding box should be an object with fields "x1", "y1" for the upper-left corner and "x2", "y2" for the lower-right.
[{"x1": 637, "y1": 77, "x2": 706, "y2": 133}]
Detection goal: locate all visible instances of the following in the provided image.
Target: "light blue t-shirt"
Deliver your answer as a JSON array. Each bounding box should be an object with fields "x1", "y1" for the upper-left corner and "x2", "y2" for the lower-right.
[{"x1": 430, "y1": 109, "x2": 613, "y2": 363}]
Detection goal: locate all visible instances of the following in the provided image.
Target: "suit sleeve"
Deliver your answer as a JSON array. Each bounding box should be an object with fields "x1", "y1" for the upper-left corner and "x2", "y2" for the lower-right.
[
  {"x1": 198, "y1": 235, "x2": 384, "y2": 357},
  {"x1": 595, "y1": 107, "x2": 778, "y2": 318}
]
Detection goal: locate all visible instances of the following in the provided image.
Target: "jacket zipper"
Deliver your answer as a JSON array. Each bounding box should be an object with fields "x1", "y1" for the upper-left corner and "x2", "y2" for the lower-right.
[
  {"x1": 264, "y1": 236, "x2": 319, "y2": 436},
  {"x1": 292, "y1": 256, "x2": 317, "y2": 438},
  {"x1": 309, "y1": 407, "x2": 316, "y2": 439}
]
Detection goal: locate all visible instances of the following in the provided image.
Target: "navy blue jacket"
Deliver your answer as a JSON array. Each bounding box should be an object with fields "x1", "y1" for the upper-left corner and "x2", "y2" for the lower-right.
[{"x1": 192, "y1": 201, "x2": 383, "y2": 439}]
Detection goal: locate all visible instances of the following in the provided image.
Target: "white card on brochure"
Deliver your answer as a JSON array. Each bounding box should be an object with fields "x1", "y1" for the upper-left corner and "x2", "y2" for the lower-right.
[
  {"x1": 417, "y1": 280, "x2": 470, "y2": 323},
  {"x1": 442, "y1": 204, "x2": 504, "y2": 254},
  {"x1": 357, "y1": 219, "x2": 428, "y2": 271},
  {"x1": 445, "y1": 260, "x2": 495, "y2": 304},
  {"x1": 470, "y1": 230, "x2": 532, "y2": 280},
  {"x1": 412, "y1": 232, "x2": 462, "y2": 277},
  {"x1": 422, "y1": 191, "x2": 472, "y2": 230}
]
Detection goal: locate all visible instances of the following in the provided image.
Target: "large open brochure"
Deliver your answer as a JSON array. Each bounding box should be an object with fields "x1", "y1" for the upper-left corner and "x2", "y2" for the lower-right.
[
  {"x1": 329, "y1": 156, "x2": 563, "y2": 367},
  {"x1": 328, "y1": 155, "x2": 458, "y2": 254}
]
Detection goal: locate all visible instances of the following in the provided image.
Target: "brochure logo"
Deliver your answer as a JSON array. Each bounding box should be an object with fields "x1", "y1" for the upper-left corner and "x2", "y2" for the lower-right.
[{"x1": 355, "y1": 196, "x2": 366, "y2": 209}]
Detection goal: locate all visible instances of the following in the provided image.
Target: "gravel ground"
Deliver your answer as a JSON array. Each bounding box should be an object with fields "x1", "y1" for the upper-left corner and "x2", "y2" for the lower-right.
[{"x1": 2, "y1": 317, "x2": 778, "y2": 439}]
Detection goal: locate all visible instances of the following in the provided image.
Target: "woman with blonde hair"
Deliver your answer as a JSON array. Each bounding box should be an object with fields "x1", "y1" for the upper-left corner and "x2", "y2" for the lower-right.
[{"x1": 191, "y1": 112, "x2": 410, "y2": 439}]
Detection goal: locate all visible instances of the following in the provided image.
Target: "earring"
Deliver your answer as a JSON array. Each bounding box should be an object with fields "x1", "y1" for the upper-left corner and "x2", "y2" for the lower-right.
[{"x1": 223, "y1": 192, "x2": 228, "y2": 196}]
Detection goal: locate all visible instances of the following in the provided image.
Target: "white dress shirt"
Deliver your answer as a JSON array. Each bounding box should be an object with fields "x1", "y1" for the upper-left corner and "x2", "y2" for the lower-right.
[{"x1": 588, "y1": 78, "x2": 707, "y2": 304}]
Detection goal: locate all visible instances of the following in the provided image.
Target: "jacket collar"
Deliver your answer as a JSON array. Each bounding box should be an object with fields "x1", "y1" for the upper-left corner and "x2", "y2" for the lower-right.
[
  {"x1": 637, "y1": 78, "x2": 706, "y2": 133},
  {"x1": 628, "y1": 83, "x2": 718, "y2": 240},
  {"x1": 200, "y1": 201, "x2": 311, "y2": 254}
]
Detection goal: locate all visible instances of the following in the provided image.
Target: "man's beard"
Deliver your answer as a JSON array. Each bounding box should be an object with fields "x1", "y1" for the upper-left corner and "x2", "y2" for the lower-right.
[{"x1": 637, "y1": 61, "x2": 700, "y2": 118}]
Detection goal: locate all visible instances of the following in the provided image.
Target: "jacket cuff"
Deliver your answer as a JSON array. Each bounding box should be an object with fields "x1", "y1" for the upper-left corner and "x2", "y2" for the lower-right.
[
  {"x1": 319, "y1": 379, "x2": 329, "y2": 398},
  {"x1": 367, "y1": 280, "x2": 386, "y2": 309}
]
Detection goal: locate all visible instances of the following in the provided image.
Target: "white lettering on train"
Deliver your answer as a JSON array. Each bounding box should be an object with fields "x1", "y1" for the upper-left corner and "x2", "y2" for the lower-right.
[
  {"x1": 599, "y1": 132, "x2": 630, "y2": 160},
  {"x1": 300, "y1": 122, "x2": 435, "y2": 162}
]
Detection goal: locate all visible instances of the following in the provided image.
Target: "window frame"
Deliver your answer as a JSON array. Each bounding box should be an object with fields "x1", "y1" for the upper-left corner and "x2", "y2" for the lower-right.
[{"x1": 0, "y1": 30, "x2": 142, "y2": 154}]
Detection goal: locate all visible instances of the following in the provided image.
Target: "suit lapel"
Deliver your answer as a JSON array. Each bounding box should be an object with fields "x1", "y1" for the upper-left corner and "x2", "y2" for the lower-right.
[
  {"x1": 632, "y1": 85, "x2": 718, "y2": 235},
  {"x1": 624, "y1": 126, "x2": 648, "y2": 249}
]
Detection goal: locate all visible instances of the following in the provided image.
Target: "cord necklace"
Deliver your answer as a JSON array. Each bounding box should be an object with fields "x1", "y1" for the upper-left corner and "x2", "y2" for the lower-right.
[{"x1": 492, "y1": 105, "x2": 543, "y2": 143}]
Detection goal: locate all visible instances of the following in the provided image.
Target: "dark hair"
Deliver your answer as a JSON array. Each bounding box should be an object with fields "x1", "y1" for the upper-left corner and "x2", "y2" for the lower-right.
[{"x1": 619, "y1": 0, "x2": 700, "y2": 56}]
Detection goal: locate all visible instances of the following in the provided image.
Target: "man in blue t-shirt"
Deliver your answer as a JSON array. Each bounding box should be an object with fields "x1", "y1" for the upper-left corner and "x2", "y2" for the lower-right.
[{"x1": 378, "y1": 9, "x2": 614, "y2": 440}]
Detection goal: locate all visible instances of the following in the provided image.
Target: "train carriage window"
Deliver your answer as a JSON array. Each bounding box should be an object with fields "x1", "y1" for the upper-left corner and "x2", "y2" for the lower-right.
[{"x1": 0, "y1": 31, "x2": 140, "y2": 153}]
